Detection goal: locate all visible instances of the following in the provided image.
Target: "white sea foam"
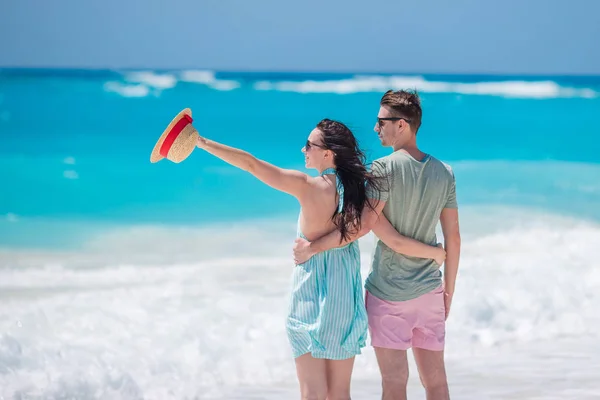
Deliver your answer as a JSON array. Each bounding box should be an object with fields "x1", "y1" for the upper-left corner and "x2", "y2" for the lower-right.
[
  {"x1": 0, "y1": 206, "x2": 599, "y2": 399},
  {"x1": 103, "y1": 82, "x2": 150, "y2": 98},
  {"x1": 179, "y1": 70, "x2": 241, "y2": 91},
  {"x1": 103, "y1": 70, "x2": 241, "y2": 97},
  {"x1": 254, "y1": 75, "x2": 598, "y2": 99},
  {"x1": 124, "y1": 71, "x2": 177, "y2": 90},
  {"x1": 62, "y1": 170, "x2": 78, "y2": 179},
  {"x1": 101, "y1": 70, "x2": 598, "y2": 99}
]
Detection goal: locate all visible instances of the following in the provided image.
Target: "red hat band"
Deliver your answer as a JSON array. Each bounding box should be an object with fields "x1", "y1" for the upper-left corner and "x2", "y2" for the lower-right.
[{"x1": 159, "y1": 114, "x2": 194, "y2": 158}]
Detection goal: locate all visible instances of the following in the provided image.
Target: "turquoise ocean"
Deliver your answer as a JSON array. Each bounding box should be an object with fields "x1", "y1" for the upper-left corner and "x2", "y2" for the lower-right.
[{"x1": 1, "y1": 69, "x2": 599, "y2": 399}]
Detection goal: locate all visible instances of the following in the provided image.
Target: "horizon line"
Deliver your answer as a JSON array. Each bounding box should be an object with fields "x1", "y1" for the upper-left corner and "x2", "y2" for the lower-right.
[{"x1": 1, "y1": 65, "x2": 600, "y2": 79}]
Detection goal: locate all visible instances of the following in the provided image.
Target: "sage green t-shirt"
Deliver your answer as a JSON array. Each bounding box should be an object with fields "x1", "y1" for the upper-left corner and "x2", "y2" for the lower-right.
[{"x1": 366, "y1": 151, "x2": 458, "y2": 301}]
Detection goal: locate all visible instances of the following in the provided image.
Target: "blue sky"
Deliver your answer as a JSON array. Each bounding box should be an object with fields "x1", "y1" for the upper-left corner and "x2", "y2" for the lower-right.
[{"x1": 1, "y1": 0, "x2": 598, "y2": 74}]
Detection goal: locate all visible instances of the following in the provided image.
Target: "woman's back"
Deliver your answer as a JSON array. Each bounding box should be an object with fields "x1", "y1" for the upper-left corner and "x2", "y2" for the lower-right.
[{"x1": 297, "y1": 172, "x2": 342, "y2": 242}]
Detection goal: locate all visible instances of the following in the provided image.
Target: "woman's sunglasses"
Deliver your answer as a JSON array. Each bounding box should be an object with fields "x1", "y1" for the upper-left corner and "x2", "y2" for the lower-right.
[{"x1": 305, "y1": 140, "x2": 328, "y2": 150}]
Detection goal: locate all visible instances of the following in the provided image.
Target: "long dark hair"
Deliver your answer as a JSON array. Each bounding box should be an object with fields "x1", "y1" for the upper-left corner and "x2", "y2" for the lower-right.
[{"x1": 317, "y1": 119, "x2": 386, "y2": 243}]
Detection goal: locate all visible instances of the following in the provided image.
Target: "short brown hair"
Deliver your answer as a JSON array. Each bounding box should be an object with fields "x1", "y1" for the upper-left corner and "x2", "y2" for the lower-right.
[{"x1": 380, "y1": 89, "x2": 422, "y2": 133}]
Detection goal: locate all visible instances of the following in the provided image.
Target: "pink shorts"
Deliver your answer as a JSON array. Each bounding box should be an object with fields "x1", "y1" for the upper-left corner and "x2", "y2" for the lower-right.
[{"x1": 365, "y1": 285, "x2": 445, "y2": 351}]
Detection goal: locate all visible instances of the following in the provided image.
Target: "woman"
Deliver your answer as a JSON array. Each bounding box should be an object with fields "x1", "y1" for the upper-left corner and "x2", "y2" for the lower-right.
[{"x1": 195, "y1": 118, "x2": 444, "y2": 399}]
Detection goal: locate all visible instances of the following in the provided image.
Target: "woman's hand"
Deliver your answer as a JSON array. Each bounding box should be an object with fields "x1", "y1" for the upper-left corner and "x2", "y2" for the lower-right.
[{"x1": 434, "y1": 243, "x2": 446, "y2": 266}]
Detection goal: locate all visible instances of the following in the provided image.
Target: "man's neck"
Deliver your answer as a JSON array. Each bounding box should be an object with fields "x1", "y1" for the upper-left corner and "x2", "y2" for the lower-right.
[{"x1": 392, "y1": 143, "x2": 426, "y2": 161}]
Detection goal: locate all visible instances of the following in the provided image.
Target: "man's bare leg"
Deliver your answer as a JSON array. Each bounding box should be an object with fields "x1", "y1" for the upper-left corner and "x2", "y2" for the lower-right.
[
  {"x1": 295, "y1": 353, "x2": 328, "y2": 400},
  {"x1": 413, "y1": 348, "x2": 449, "y2": 400},
  {"x1": 324, "y1": 357, "x2": 355, "y2": 400},
  {"x1": 374, "y1": 347, "x2": 409, "y2": 400}
]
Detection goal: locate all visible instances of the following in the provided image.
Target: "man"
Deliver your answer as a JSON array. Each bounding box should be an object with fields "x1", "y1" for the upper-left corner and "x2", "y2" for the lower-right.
[{"x1": 293, "y1": 89, "x2": 461, "y2": 400}]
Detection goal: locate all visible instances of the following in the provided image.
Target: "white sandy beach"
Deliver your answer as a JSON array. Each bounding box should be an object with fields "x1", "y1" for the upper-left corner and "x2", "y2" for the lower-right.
[{"x1": 1, "y1": 206, "x2": 599, "y2": 399}]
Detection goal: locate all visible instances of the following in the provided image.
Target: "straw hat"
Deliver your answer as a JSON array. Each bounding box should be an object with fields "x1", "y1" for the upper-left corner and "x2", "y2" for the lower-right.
[{"x1": 150, "y1": 108, "x2": 199, "y2": 163}]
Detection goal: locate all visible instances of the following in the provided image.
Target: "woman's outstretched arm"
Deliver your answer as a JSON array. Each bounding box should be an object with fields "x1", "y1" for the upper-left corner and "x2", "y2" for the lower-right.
[{"x1": 196, "y1": 136, "x2": 310, "y2": 198}]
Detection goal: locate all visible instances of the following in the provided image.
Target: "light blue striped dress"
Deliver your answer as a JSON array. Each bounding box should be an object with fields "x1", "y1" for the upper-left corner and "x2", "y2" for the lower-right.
[{"x1": 286, "y1": 168, "x2": 368, "y2": 360}]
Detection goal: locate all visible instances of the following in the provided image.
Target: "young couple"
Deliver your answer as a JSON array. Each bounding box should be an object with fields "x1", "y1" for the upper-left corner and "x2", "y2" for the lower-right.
[{"x1": 194, "y1": 89, "x2": 461, "y2": 400}]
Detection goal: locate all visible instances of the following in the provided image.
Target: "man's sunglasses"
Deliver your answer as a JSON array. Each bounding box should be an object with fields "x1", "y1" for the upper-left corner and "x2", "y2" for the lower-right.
[
  {"x1": 305, "y1": 140, "x2": 328, "y2": 150},
  {"x1": 377, "y1": 117, "x2": 411, "y2": 126}
]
